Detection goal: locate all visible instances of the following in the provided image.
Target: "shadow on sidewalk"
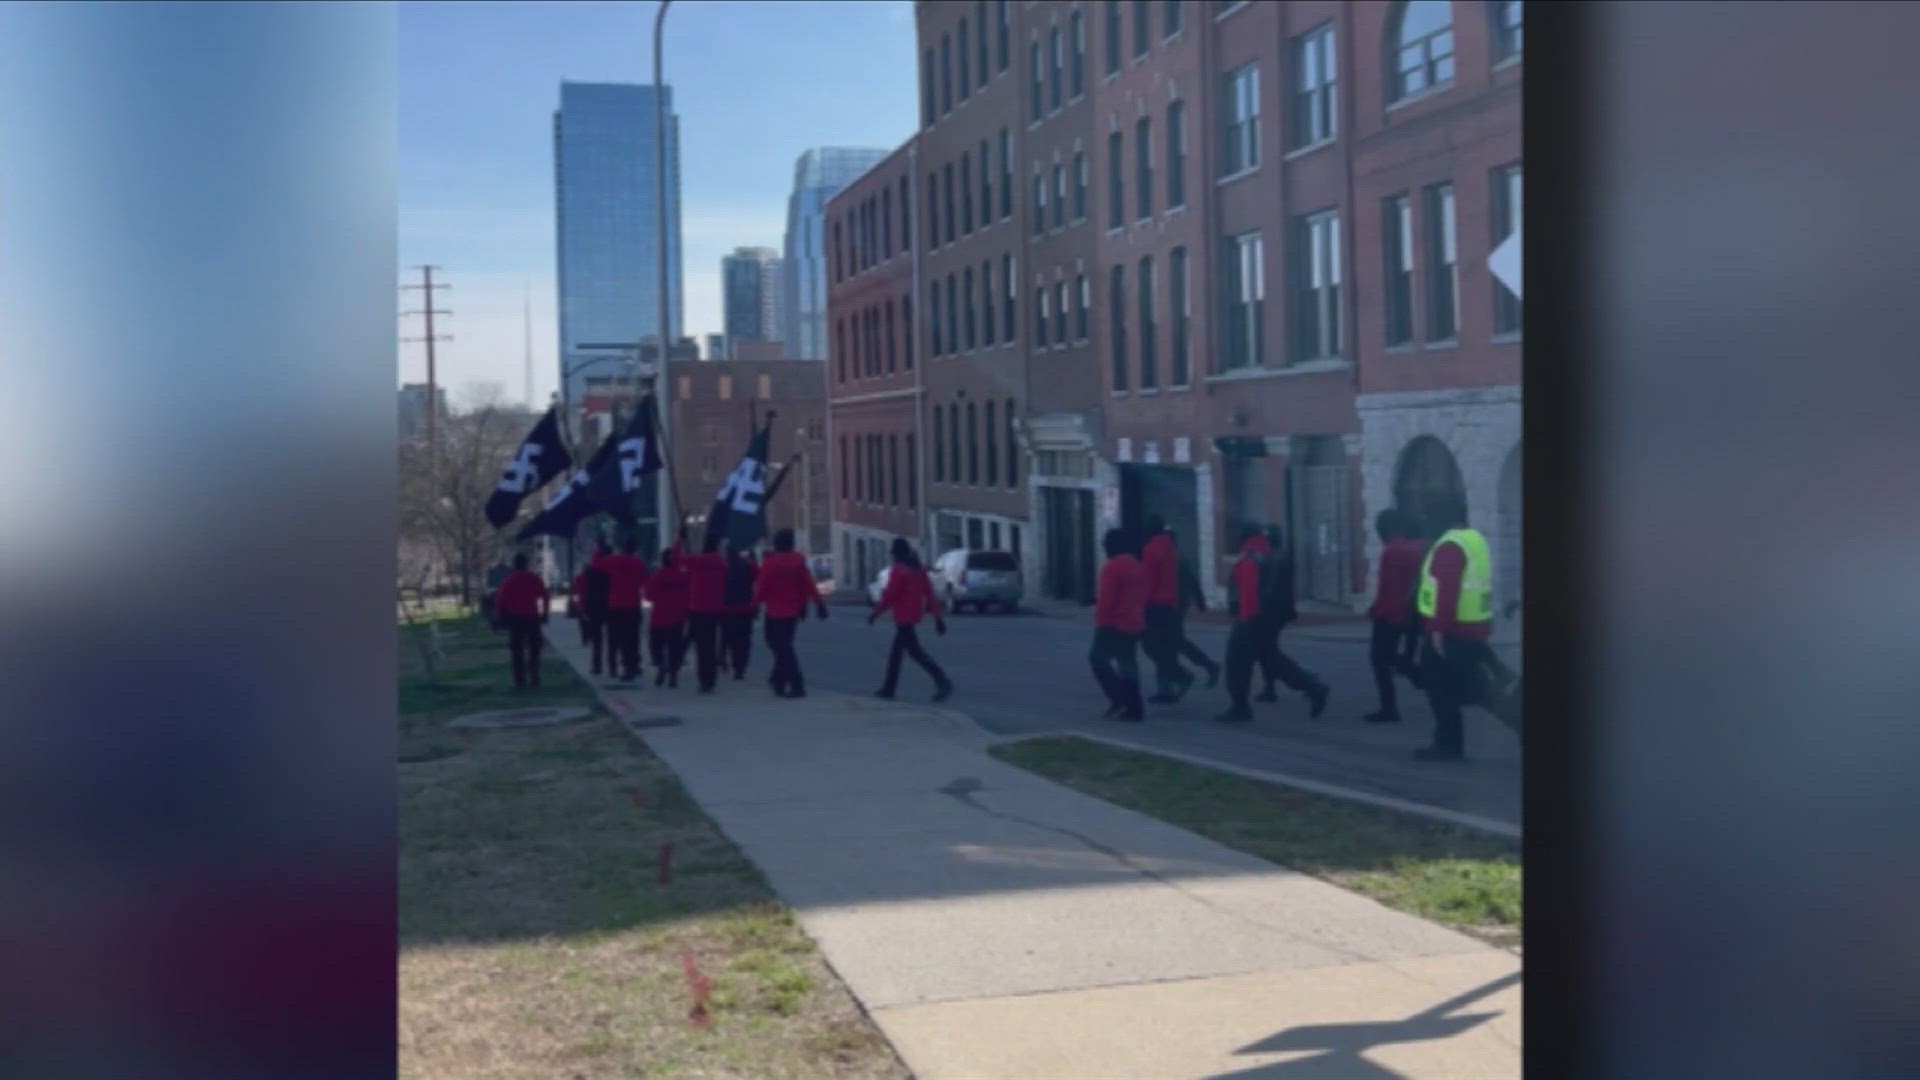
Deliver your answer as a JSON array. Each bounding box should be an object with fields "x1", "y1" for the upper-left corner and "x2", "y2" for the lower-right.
[{"x1": 1204, "y1": 971, "x2": 1521, "y2": 1079}]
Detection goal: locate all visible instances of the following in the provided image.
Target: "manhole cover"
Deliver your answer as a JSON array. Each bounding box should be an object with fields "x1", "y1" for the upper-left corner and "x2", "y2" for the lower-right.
[
  {"x1": 450, "y1": 706, "x2": 593, "y2": 730},
  {"x1": 623, "y1": 714, "x2": 684, "y2": 730}
]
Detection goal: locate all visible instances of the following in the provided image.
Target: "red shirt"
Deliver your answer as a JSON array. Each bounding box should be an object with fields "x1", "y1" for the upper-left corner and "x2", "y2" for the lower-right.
[
  {"x1": 493, "y1": 570, "x2": 548, "y2": 619},
  {"x1": 1094, "y1": 554, "x2": 1148, "y2": 635},
  {"x1": 643, "y1": 565, "x2": 690, "y2": 627},
  {"x1": 594, "y1": 553, "x2": 648, "y2": 611},
  {"x1": 874, "y1": 565, "x2": 939, "y2": 627},
  {"x1": 683, "y1": 552, "x2": 728, "y2": 614},
  {"x1": 1141, "y1": 534, "x2": 1180, "y2": 609},
  {"x1": 754, "y1": 551, "x2": 822, "y2": 620},
  {"x1": 569, "y1": 572, "x2": 586, "y2": 611},
  {"x1": 1231, "y1": 535, "x2": 1272, "y2": 623},
  {"x1": 1369, "y1": 538, "x2": 1427, "y2": 627},
  {"x1": 1427, "y1": 539, "x2": 1492, "y2": 642}
]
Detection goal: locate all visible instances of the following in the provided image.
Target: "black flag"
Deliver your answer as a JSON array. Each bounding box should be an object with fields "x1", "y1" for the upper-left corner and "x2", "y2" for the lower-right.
[
  {"x1": 515, "y1": 432, "x2": 617, "y2": 541},
  {"x1": 583, "y1": 397, "x2": 665, "y2": 524},
  {"x1": 485, "y1": 407, "x2": 573, "y2": 529},
  {"x1": 703, "y1": 414, "x2": 772, "y2": 552}
]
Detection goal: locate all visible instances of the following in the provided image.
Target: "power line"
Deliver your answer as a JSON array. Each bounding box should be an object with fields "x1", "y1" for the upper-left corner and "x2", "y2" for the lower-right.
[{"x1": 400, "y1": 265, "x2": 453, "y2": 443}]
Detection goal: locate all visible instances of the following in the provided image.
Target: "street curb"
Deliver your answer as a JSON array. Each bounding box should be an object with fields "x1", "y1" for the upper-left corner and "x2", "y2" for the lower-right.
[{"x1": 989, "y1": 730, "x2": 1522, "y2": 842}]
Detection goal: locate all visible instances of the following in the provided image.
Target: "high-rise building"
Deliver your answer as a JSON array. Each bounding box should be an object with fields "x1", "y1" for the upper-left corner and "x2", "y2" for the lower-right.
[
  {"x1": 721, "y1": 246, "x2": 783, "y2": 347},
  {"x1": 553, "y1": 81, "x2": 683, "y2": 406},
  {"x1": 782, "y1": 147, "x2": 889, "y2": 361},
  {"x1": 705, "y1": 332, "x2": 728, "y2": 361}
]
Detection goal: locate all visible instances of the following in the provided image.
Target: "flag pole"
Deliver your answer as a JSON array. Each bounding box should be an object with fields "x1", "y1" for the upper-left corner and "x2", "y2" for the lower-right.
[{"x1": 647, "y1": 391, "x2": 686, "y2": 544}]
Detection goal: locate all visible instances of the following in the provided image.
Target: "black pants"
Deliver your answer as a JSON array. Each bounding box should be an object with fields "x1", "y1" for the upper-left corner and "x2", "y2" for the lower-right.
[
  {"x1": 505, "y1": 615, "x2": 544, "y2": 687},
  {"x1": 1224, "y1": 620, "x2": 1264, "y2": 709},
  {"x1": 722, "y1": 612, "x2": 754, "y2": 677},
  {"x1": 605, "y1": 609, "x2": 643, "y2": 679},
  {"x1": 1089, "y1": 627, "x2": 1144, "y2": 715},
  {"x1": 1258, "y1": 618, "x2": 1323, "y2": 696},
  {"x1": 1369, "y1": 618, "x2": 1417, "y2": 718},
  {"x1": 1420, "y1": 636, "x2": 1496, "y2": 754},
  {"x1": 580, "y1": 613, "x2": 607, "y2": 673},
  {"x1": 1142, "y1": 606, "x2": 1188, "y2": 692},
  {"x1": 690, "y1": 613, "x2": 723, "y2": 690},
  {"x1": 649, "y1": 621, "x2": 688, "y2": 680},
  {"x1": 765, "y1": 616, "x2": 804, "y2": 694},
  {"x1": 879, "y1": 624, "x2": 950, "y2": 695}
]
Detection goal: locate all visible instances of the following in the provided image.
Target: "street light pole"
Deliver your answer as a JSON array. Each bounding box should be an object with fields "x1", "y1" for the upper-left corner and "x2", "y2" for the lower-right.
[{"x1": 654, "y1": 0, "x2": 677, "y2": 549}]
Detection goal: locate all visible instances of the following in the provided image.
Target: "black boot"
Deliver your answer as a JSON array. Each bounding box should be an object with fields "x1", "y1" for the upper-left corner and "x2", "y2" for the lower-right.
[{"x1": 1307, "y1": 683, "x2": 1330, "y2": 719}]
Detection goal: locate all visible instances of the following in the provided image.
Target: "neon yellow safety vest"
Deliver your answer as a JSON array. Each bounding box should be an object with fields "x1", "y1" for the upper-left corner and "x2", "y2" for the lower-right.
[{"x1": 1416, "y1": 528, "x2": 1493, "y2": 624}]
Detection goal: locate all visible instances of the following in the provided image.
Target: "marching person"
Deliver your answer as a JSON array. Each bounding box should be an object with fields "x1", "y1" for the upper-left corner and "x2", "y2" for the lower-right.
[
  {"x1": 754, "y1": 528, "x2": 829, "y2": 698},
  {"x1": 869, "y1": 537, "x2": 954, "y2": 702},
  {"x1": 570, "y1": 568, "x2": 590, "y2": 645},
  {"x1": 720, "y1": 547, "x2": 759, "y2": 680},
  {"x1": 1091, "y1": 527, "x2": 1148, "y2": 721},
  {"x1": 645, "y1": 548, "x2": 691, "y2": 687},
  {"x1": 482, "y1": 557, "x2": 513, "y2": 631},
  {"x1": 1140, "y1": 518, "x2": 1219, "y2": 702},
  {"x1": 576, "y1": 542, "x2": 613, "y2": 676},
  {"x1": 1173, "y1": 532, "x2": 1220, "y2": 685},
  {"x1": 491, "y1": 553, "x2": 550, "y2": 689},
  {"x1": 683, "y1": 537, "x2": 729, "y2": 693},
  {"x1": 1364, "y1": 509, "x2": 1426, "y2": 724},
  {"x1": 1215, "y1": 527, "x2": 1271, "y2": 723},
  {"x1": 1251, "y1": 525, "x2": 1330, "y2": 718},
  {"x1": 1414, "y1": 505, "x2": 1500, "y2": 762},
  {"x1": 599, "y1": 536, "x2": 649, "y2": 683}
]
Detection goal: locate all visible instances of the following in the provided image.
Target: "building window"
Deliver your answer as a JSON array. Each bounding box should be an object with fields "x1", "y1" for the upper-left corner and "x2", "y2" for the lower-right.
[
  {"x1": 981, "y1": 260, "x2": 996, "y2": 345},
  {"x1": 720, "y1": 374, "x2": 733, "y2": 400},
  {"x1": 966, "y1": 402, "x2": 980, "y2": 484},
  {"x1": 1166, "y1": 101, "x2": 1186, "y2": 209},
  {"x1": 1107, "y1": 131, "x2": 1124, "y2": 229},
  {"x1": 1054, "y1": 279, "x2": 1068, "y2": 345},
  {"x1": 1003, "y1": 253, "x2": 1017, "y2": 342},
  {"x1": 1032, "y1": 171, "x2": 1047, "y2": 237},
  {"x1": 943, "y1": 164, "x2": 956, "y2": 245},
  {"x1": 907, "y1": 433, "x2": 918, "y2": 509},
  {"x1": 922, "y1": 48, "x2": 935, "y2": 127},
  {"x1": 1222, "y1": 62, "x2": 1260, "y2": 176},
  {"x1": 757, "y1": 373, "x2": 772, "y2": 399},
  {"x1": 678, "y1": 375, "x2": 691, "y2": 400},
  {"x1": 1132, "y1": 0, "x2": 1149, "y2": 59},
  {"x1": 964, "y1": 268, "x2": 978, "y2": 350},
  {"x1": 976, "y1": 1, "x2": 989, "y2": 87},
  {"x1": 900, "y1": 176, "x2": 911, "y2": 251},
  {"x1": 871, "y1": 435, "x2": 881, "y2": 505},
  {"x1": 1164, "y1": 0, "x2": 1182, "y2": 38},
  {"x1": 1029, "y1": 42, "x2": 1043, "y2": 121},
  {"x1": 1425, "y1": 182, "x2": 1458, "y2": 340},
  {"x1": 984, "y1": 402, "x2": 998, "y2": 487},
  {"x1": 947, "y1": 273, "x2": 959, "y2": 353},
  {"x1": 1391, "y1": 1, "x2": 1455, "y2": 103},
  {"x1": 926, "y1": 173, "x2": 938, "y2": 248},
  {"x1": 841, "y1": 435, "x2": 850, "y2": 497},
  {"x1": 831, "y1": 220, "x2": 842, "y2": 282},
  {"x1": 835, "y1": 317, "x2": 847, "y2": 382},
  {"x1": 997, "y1": 0, "x2": 1010, "y2": 73},
  {"x1": 1170, "y1": 246, "x2": 1190, "y2": 385},
  {"x1": 961, "y1": 154, "x2": 974, "y2": 234},
  {"x1": 1222, "y1": 230, "x2": 1264, "y2": 370},
  {"x1": 979, "y1": 138, "x2": 992, "y2": 226},
  {"x1": 1076, "y1": 271, "x2": 1090, "y2": 342},
  {"x1": 1381, "y1": 194, "x2": 1415, "y2": 346},
  {"x1": 903, "y1": 291, "x2": 915, "y2": 367},
  {"x1": 1135, "y1": 116, "x2": 1153, "y2": 220},
  {"x1": 1070, "y1": 11, "x2": 1085, "y2": 97},
  {"x1": 933, "y1": 407, "x2": 945, "y2": 481},
  {"x1": 1109, "y1": 264, "x2": 1129, "y2": 391},
  {"x1": 1138, "y1": 256, "x2": 1158, "y2": 388},
  {"x1": 1292, "y1": 24, "x2": 1336, "y2": 148},
  {"x1": 1293, "y1": 209, "x2": 1341, "y2": 362},
  {"x1": 941, "y1": 33, "x2": 953, "y2": 114},
  {"x1": 959, "y1": 20, "x2": 972, "y2": 101},
  {"x1": 1221, "y1": 452, "x2": 1266, "y2": 555},
  {"x1": 948, "y1": 404, "x2": 961, "y2": 487},
  {"x1": 999, "y1": 128, "x2": 1013, "y2": 218},
  {"x1": 1049, "y1": 26, "x2": 1063, "y2": 112},
  {"x1": 886, "y1": 300, "x2": 897, "y2": 372},
  {"x1": 1104, "y1": 1, "x2": 1121, "y2": 76},
  {"x1": 930, "y1": 282, "x2": 943, "y2": 356},
  {"x1": 1053, "y1": 163, "x2": 1066, "y2": 229},
  {"x1": 882, "y1": 189, "x2": 893, "y2": 258},
  {"x1": 1004, "y1": 398, "x2": 1019, "y2": 488},
  {"x1": 1493, "y1": 163, "x2": 1523, "y2": 333},
  {"x1": 1073, "y1": 151, "x2": 1088, "y2": 220},
  {"x1": 889, "y1": 434, "x2": 900, "y2": 508},
  {"x1": 1035, "y1": 286, "x2": 1049, "y2": 349},
  {"x1": 1493, "y1": 0, "x2": 1523, "y2": 62}
]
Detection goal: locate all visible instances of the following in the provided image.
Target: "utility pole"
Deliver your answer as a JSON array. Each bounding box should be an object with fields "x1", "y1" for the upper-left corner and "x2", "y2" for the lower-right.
[{"x1": 401, "y1": 265, "x2": 452, "y2": 444}]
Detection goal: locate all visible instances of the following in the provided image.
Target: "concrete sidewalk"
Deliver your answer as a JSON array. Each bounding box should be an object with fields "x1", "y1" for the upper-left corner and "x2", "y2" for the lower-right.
[{"x1": 549, "y1": 633, "x2": 1520, "y2": 1079}]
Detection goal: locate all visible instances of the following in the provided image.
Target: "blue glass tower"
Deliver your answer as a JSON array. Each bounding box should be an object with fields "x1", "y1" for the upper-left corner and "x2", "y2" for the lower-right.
[{"x1": 781, "y1": 147, "x2": 889, "y2": 361}]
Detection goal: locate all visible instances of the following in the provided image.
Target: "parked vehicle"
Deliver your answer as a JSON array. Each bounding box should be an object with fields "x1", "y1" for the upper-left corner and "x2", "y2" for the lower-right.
[{"x1": 931, "y1": 549, "x2": 1023, "y2": 613}]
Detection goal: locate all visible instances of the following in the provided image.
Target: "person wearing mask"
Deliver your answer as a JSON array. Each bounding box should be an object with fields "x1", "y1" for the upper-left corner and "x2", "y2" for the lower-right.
[
  {"x1": 491, "y1": 553, "x2": 550, "y2": 689},
  {"x1": 644, "y1": 549, "x2": 691, "y2": 688},
  {"x1": 1365, "y1": 509, "x2": 1426, "y2": 724},
  {"x1": 1252, "y1": 525, "x2": 1330, "y2": 718},
  {"x1": 1414, "y1": 506, "x2": 1498, "y2": 762},
  {"x1": 720, "y1": 548, "x2": 759, "y2": 680},
  {"x1": 754, "y1": 528, "x2": 829, "y2": 698},
  {"x1": 869, "y1": 537, "x2": 953, "y2": 702},
  {"x1": 598, "y1": 536, "x2": 649, "y2": 684},
  {"x1": 576, "y1": 542, "x2": 613, "y2": 677},
  {"x1": 683, "y1": 537, "x2": 729, "y2": 693},
  {"x1": 1091, "y1": 527, "x2": 1149, "y2": 721},
  {"x1": 482, "y1": 558, "x2": 513, "y2": 631}
]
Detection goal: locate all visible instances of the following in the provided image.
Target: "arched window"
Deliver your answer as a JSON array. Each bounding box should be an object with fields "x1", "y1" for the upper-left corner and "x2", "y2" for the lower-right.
[{"x1": 1389, "y1": 1, "x2": 1455, "y2": 104}]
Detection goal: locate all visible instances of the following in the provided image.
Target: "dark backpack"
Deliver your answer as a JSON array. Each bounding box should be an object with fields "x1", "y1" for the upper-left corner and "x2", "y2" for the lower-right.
[{"x1": 582, "y1": 567, "x2": 611, "y2": 613}]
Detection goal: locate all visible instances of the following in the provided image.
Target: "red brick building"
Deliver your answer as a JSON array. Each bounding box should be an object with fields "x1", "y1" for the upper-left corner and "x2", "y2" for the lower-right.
[{"x1": 666, "y1": 358, "x2": 829, "y2": 555}]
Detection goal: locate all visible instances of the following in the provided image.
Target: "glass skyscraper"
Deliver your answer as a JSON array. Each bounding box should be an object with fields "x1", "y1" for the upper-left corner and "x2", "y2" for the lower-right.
[
  {"x1": 782, "y1": 146, "x2": 888, "y2": 361},
  {"x1": 554, "y1": 81, "x2": 683, "y2": 404}
]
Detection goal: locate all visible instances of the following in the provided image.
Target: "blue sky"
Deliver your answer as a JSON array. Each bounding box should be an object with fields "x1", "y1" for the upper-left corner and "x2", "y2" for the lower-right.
[{"x1": 399, "y1": 0, "x2": 916, "y2": 404}]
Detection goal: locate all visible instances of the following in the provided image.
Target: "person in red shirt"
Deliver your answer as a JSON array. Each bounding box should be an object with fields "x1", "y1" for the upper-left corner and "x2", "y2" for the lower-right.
[
  {"x1": 491, "y1": 553, "x2": 551, "y2": 689},
  {"x1": 754, "y1": 528, "x2": 830, "y2": 698},
  {"x1": 1090, "y1": 528, "x2": 1149, "y2": 721},
  {"x1": 596, "y1": 537, "x2": 649, "y2": 683},
  {"x1": 570, "y1": 570, "x2": 590, "y2": 646},
  {"x1": 1216, "y1": 527, "x2": 1276, "y2": 723},
  {"x1": 1366, "y1": 509, "x2": 1427, "y2": 724},
  {"x1": 682, "y1": 536, "x2": 730, "y2": 693},
  {"x1": 1139, "y1": 517, "x2": 1220, "y2": 703},
  {"x1": 644, "y1": 549, "x2": 691, "y2": 688},
  {"x1": 720, "y1": 548, "x2": 759, "y2": 681},
  {"x1": 868, "y1": 537, "x2": 953, "y2": 701}
]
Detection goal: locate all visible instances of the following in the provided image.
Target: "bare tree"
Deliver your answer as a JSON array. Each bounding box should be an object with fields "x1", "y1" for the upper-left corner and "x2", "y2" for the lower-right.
[{"x1": 398, "y1": 403, "x2": 545, "y2": 607}]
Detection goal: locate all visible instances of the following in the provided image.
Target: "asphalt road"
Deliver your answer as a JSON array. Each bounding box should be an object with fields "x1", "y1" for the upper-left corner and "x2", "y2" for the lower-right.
[{"x1": 733, "y1": 603, "x2": 1522, "y2": 831}]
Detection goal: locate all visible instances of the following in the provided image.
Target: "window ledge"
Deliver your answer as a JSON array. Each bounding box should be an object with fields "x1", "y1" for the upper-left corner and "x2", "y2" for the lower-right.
[
  {"x1": 1215, "y1": 1, "x2": 1250, "y2": 20},
  {"x1": 1386, "y1": 82, "x2": 1453, "y2": 115},
  {"x1": 1284, "y1": 137, "x2": 1336, "y2": 163},
  {"x1": 1490, "y1": 331, "x2": 1523, "y2": 345},
  {"x1": 1493, "y1": 54, "x2": 1522, "y2": 74},
  {"x1": 1206, "y1": 359, "x2": 1353, "y2": 384},
  {"x1": 1424, "y1": 338, "x2": 1459, "y2": 352},
  {"x1": 1217, "y1": 166, "x2": 1261, "y2": 187},
  {"x1": 1383, "y1": 343, "x2": 1419, "y2": 355},
  {"x1": 1137, "y1": 388, "x2": 1160, "y2": 397},
  {"x1": 1165, "y1": 203, "x2": 1188, "y2": 218}
]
